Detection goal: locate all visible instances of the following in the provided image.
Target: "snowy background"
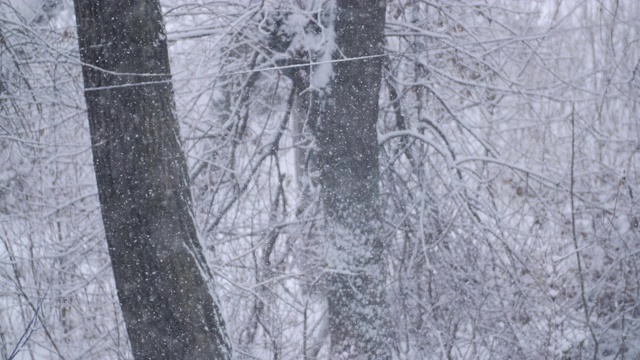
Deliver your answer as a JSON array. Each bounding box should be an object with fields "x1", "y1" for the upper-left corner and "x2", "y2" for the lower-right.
[{"x1": 1, "y1": 0, "x2": 640, "y2": 358}]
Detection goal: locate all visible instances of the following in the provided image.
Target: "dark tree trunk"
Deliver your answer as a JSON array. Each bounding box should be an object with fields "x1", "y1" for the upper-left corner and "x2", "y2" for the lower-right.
[
  {"x1": 73, "y1": 1, "x2": 232, "y2": 359},
  {"x1": 315, "y1": 1, "x2": 391, "y2": 358}
]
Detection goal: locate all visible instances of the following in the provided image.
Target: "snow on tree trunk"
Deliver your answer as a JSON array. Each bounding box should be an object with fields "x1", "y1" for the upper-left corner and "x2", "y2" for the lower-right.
[
  {"x1": 315, "y1": 1, "x2": 392, "y2": 358},
  {"x1": 73, "y1": 1, "x2": 232, "y2": 358}
]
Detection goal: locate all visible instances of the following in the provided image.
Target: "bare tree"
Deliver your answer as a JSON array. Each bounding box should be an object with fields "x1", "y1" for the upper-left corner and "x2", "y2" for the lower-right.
[
  {"x1": 72, "y1": 0, "x2": 231, "y2": 358},
  {"x1": 312, "y1": 1, "x2": 391, "y2": 358}
]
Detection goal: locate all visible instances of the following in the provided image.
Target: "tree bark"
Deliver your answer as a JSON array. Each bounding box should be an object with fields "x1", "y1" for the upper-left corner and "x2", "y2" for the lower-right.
[
  {"x1": 315, "y1": 1, "x2": 391, "y2": 358},
  {"x1": 73, "y1": 1, "x2": 232, "y2": 358}
]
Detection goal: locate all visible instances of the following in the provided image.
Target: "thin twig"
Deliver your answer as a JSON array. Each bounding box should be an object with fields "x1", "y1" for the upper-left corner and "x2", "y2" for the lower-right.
[{"x1": 569, "y1": 104, "x2": 598, "y2": 359}]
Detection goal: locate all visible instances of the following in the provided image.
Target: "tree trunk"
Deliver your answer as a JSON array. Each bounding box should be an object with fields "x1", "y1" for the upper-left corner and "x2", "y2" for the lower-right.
[
  {"x1": 73, "y1": 1, "x2": 232, "y2": 358},
  {"x1": 315, "y1": 1, "x2": 391, "y2": 358}
]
